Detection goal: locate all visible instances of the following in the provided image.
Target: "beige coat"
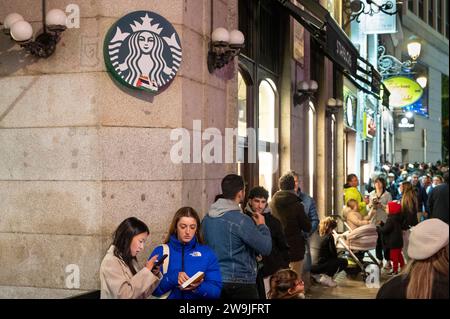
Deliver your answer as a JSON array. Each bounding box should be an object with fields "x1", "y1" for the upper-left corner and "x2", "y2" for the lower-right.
[
  {"x1": 343, "y1": 206, "x2": 372, "y2": 230},
  {"x1": 100, "y1": 245, "x2": 161, "y2": 299}
]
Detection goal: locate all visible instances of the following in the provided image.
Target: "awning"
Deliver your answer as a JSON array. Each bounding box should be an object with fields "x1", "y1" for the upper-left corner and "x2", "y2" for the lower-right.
[{"x1": 274, "y1": 0, "x2": 390, "y2": 107}]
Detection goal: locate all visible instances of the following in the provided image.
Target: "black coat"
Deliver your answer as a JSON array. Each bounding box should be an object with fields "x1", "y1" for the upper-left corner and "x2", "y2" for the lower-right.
[
  {"x1": 243, "y1": 208, "x2": 290, "y2": 277},
  {"x1": 261, "y1": 212, "x2": 290, "y2": 277},
  {"x1": 309, "y1": 231, "x2": 337, "y2": 266},
  {"x1": 377, "y1": 273, "x2": 449, "y2": 299},
  {"x1": 270, "y1": 191, "x2": 311, "y2": 262},
  {"x1": 428, "y1": 183, "x2": 449, "y2": 224},
  {"x1": 378, "y1": 213, "x2": 403, "y2": 249}
]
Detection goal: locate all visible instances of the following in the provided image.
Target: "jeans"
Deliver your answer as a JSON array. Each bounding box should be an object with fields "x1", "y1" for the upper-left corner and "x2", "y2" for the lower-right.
[
  {"x1": 221, "y1": 283, "x2": 259, "y2": 299},
  {"x1": 311, "y1": 258, "x2": 348, "y2": 277},
  {"x1": 303, "y1": 238, "x2": 312, "y2": 272}
]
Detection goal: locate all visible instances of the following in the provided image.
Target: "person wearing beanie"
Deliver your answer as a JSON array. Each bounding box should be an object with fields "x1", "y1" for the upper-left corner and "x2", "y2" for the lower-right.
[
  {"x1": 377, "y1": 201, "x2": 405, "y2": 274},
  {"x1": 377, "y1": 218, "x2": 449, "y2": 299}
]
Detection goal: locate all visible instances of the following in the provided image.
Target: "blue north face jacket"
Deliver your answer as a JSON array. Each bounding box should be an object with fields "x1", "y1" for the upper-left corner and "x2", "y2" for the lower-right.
[{"x1": 149, "y1": 235, "x2": 222, "y2": 299}]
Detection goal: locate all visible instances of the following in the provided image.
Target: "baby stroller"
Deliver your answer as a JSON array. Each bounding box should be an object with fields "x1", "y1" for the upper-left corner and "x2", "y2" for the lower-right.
[{"x1": 330, "y1": 214, "x2": 379, "y2": 281}]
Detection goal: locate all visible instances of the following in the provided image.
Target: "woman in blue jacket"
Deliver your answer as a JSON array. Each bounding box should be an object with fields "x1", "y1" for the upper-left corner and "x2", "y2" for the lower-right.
[{"x1": 149, "y1": 207, "x2": 222, "y2": 299}]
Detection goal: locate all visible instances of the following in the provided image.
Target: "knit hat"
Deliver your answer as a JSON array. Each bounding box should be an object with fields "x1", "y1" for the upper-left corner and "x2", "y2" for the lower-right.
[
  {"x1": 387, "y1": 201, "x2": 401, "y2": 214},
  {"x1": 408, "y1": 219, "x2": 449, "y2": 260}
]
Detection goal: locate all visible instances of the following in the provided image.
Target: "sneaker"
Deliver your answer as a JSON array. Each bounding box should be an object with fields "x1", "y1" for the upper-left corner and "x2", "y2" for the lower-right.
[
  {"x1": 319, "y1": 274, "x2": 338, "y2": 287},
  {"x1": 383, "y1": 262, "x2": 392, "y2": 271},
  {"x1": 311, "y1": 274, "x2": 322, "y2": 283}
]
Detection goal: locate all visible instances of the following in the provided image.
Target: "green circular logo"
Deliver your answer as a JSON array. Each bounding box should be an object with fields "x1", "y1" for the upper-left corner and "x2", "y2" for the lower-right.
[{"x1": 104, "y1": 11, "x2": 182, "y2": 94}]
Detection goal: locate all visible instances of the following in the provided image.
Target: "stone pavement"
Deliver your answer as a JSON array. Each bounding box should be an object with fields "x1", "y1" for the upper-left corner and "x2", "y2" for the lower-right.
[{"x1": 307, "y1": 269, "x2": 392, "y2": 299}]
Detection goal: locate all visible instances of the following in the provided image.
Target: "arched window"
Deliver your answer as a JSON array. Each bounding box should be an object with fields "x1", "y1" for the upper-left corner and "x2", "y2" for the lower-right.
[
  {"x1": 258, "y1": 79, "x2": 278, "y2": 198},
  {"x1": 237, "y1": 72, "x2": 247, "y2": 177}
]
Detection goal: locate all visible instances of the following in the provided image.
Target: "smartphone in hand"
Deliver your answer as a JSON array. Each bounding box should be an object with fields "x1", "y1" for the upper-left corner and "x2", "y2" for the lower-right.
[{"x1": 152, "y1": 254, "x2": 168, "y2": 270}]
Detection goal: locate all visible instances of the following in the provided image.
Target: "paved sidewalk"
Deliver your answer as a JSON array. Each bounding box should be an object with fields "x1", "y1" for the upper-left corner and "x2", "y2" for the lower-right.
[{"x1": 306, "y1": 270, "x2": 392, "y2": 299}]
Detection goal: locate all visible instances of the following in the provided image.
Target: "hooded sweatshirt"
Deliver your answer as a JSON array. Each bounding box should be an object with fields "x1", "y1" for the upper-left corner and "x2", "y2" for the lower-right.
[
  {"x1": 202, "y1": 198, "x2": 272, "y2": 284},
  {"x1": 269, "y1": 190, "x2": 311, "y2": 261}
]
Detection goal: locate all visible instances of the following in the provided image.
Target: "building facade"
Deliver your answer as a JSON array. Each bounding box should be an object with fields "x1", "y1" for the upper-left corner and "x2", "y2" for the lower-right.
[
  {"x1": 0, "y1": 0, "x2": 394, "y2": 297},
  {"x1": 392, "y1": 0, "x2": 449, "y2": 163}
]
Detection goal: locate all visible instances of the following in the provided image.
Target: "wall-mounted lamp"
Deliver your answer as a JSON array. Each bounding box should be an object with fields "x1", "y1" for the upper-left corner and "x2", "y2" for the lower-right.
[
  {"x1": 1, "y1": 0, "x2": 67, "y2": 58},
  {"x1": 326, "y1": 98, "x2": 343, "y2": 115},
  {"x1": 378, "y1": 36, "x2": 422, "y2": 78},
  {"x1": 207, "y1": 27, "x2": 245, "y2": 73},
  {"x1": 293, "y1": 80, "x2": 318, "y2": 107}
]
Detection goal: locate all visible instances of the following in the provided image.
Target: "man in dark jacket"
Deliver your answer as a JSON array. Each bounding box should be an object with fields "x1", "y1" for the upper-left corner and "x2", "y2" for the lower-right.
[
  {"x1": 269, "y1": 173, "x2": 311, "y2": 281},
  {"x1": 244, "y1": 186, "x2": 289, "y2": 299},
  {"x1": 427, "y1": 172, "x2": 449, "y2": 224}
]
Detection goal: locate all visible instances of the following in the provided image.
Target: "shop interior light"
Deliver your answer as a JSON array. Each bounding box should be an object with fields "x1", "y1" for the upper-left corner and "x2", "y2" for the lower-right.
[{"x1": 1, "y1": 0, "x2": 67, "y2": 58}]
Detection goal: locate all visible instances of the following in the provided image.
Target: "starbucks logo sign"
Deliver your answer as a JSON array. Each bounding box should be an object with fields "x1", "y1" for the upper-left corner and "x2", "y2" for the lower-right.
[{"x1": 104, "y1": 11, "x2": 182, "y2": 94}]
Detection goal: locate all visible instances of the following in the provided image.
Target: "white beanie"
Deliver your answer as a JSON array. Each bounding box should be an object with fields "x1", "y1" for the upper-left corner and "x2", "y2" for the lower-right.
[{"x1": 408, "y1": 219, "x2": 449, "y2": 260}]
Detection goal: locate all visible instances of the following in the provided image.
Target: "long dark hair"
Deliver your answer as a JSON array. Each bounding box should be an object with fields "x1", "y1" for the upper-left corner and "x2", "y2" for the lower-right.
[
  {"x1": 164, "y1": 207, "x2": 204, "y2": 244},
  {"x1": 112, "y1": 217, "x2": 149, "y2": 275},
  {"x1": 374, "y1": 176, "x2": 387, "y2": 192}
]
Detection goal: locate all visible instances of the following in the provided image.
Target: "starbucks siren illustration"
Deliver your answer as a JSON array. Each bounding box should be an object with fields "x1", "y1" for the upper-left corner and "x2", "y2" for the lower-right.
[{"x1": 104, "y1": 11, "x2": 182, "y2": 93}]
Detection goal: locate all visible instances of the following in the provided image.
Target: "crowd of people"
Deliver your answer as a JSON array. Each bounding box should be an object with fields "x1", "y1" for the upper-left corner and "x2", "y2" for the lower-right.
[{"x1": 98, "y1": 162, "x2": 449, "y2": 300}]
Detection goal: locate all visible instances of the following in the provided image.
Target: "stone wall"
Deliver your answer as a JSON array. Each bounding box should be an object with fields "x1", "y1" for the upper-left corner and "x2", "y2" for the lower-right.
[{"x1": 0, "y1": 0, "x2": 237, "y2": 298}]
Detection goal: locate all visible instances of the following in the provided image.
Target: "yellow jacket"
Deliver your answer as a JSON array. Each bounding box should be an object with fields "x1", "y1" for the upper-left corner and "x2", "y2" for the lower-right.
[{"x1": 344, "y1": 186, "x2": 368, "y2": 216}]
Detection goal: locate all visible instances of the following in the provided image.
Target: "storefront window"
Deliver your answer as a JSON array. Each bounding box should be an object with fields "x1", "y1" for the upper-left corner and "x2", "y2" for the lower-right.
[
  {"x1": 258, "y1": 79, "x2": 277, "y2": 198},
  {"x1": 330, "y1": 114, "x2": 336, "y2": 213},
  {"x1": 237, "y1": 72, "x2": 247, "y2": 176},
  {"x1": 308, "y1": 101, "x2": 316, "y2": 197}
]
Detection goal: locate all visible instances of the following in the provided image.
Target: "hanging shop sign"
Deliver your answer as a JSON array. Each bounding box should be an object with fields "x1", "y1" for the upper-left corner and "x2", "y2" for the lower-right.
[
  {"x1": 363, "y1": 113, "x2": 376, "y2": 139},
  {"x1": 361, "y1": 0, "x2": 397, "y2": 34},
  {"x1": 325, "y1": 13, "x2": 358, "y2": 76},
  {"x1": 383, "y1": 76, "x2": 423, "y2": 108},
  {"x1": 396, "y1": 113, "x2": 415, "y2": 131},
  {"x1": 104, "y1": 11, "x2": 182, "y2": 94}
]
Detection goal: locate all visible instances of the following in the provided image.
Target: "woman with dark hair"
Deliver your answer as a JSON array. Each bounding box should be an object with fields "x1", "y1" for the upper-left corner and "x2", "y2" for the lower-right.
[
  {"x1": 368, "y1": 176, "x2": 392, "y2": 269},
  {"x1": 149, "y1": 207, "x2": 222, "y2": 299},
  {"x1": 100, "y1": 217, "x2": 161, "y2": 299}
]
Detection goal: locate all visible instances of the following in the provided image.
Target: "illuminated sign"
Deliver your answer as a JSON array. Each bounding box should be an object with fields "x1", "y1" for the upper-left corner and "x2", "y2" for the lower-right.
[
  {"x1": 363, "y1": 113, "x2": 376, "y2": 139},
  {"x1": 397, "y1": 113, "x2": 415, "y2": 131},
  {"x1": 383, "y1": 76, "x2": 423, "y2": 108},
  {"x1": 104, "y1": 11, "x2": 182, "y2": 94},
  {"x1": 362, "y1": 0, "x2": 397, "y2": 34}
]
